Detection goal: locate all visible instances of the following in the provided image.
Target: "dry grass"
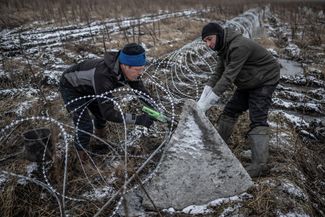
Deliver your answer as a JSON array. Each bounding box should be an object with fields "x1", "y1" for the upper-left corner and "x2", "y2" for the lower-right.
[
  {"x1": 255, "y1": 36, "x2": 278, "y2": 50},
  {"x1": 294, "y1": 140, "x2": 325, "y2": 216},
  {"x1": 245, "y1": 182, "x2": 276, "y2": 216},
  {"x1": 0, "y1": 58, "x2": 40, "y2": 89},
  {"x1": 147, "y1": 17, "x2": 204, "y2": 58}
]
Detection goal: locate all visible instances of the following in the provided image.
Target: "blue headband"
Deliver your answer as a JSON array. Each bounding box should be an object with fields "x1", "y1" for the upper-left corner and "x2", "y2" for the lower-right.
[{"x1": 119, "y1": 51, "x2": 146, "y2": 66}]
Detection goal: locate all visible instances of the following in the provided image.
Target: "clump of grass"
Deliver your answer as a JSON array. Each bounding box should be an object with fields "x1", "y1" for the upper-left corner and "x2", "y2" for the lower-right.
[{"x1": 245, "y1": 182, "x2": 277, "y2": 216}]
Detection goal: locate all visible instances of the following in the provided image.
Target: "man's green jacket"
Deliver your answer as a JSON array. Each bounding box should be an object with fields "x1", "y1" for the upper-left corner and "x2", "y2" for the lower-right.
[{"x1": 208, "y1": 28, "x2": 280, "y2": 95}]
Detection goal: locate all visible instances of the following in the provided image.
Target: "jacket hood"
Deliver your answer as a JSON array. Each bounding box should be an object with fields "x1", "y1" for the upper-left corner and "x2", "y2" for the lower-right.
[
  {"x1": 218, "y1": 28, "x2": 241, "y2": 54},
  {"x1": 104, "y1": 51, "x2": 120, "y2": 76}
]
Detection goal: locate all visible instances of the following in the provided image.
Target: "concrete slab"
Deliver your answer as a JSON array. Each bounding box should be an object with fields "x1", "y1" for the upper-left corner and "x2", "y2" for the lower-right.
[{"x1": 123, "y1": 100, "x2": 253, "y2": 214}]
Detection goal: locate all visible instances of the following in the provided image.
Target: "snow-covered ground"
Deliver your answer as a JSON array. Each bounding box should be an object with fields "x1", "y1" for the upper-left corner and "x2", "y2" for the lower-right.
[{"x1": 0, "y1": 8, "x2": 210, "y2": 56}]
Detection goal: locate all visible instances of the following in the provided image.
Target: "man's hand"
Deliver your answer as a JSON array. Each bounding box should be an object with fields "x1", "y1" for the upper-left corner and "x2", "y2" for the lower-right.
[
  {"x1": 135, "y1": 114, "x2": 154, "y2": 128},
  {"x1": 198, "y1": 85, "x2": 212, "y2": 102},
  {"x1": 197, "y1": 88, "x2": 220, "y2": 112}
]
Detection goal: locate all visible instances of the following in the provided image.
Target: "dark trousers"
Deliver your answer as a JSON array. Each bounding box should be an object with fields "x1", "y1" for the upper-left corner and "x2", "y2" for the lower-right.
[
  {"x1": 222, "y1": 84, "x2": 277, "y2": 129},
  {"x1": 59, "y1": 79, "x2": 106, "y2": 150}
]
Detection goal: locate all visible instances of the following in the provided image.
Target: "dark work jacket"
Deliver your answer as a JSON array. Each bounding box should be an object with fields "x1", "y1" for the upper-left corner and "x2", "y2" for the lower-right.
[
  {"x1": 61, "y1": 52, "x2": 149, "y2": 123},
  {"x1": 208, "y1": 28, "x2": 280, "y2": 95}
]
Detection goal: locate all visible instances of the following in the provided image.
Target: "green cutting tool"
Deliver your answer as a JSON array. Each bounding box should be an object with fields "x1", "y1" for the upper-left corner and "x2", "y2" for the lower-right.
[{"x1": 142, "y1": 106, "x2": 171, "y2": 123}]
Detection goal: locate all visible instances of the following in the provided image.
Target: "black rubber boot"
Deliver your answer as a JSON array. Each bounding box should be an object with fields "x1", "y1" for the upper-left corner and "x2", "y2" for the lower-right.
[
  {"x1": 91, "y1": 128, "x2": 109, "y2": 154},
  {"x1": 94, "y1": 128, "x2": 106, "y2": 139},
  {"x1": 217, "y1": 114, "x2": 238, "y2": 144},
  {"x1": 245, "y1": 126, "x2": 270, "y2": 177}
]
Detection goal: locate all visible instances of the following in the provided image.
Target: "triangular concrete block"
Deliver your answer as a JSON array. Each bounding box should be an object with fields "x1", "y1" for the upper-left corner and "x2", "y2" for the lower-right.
[{"x1": 125, "y1": 100, "x2": 253, "y2": 212}]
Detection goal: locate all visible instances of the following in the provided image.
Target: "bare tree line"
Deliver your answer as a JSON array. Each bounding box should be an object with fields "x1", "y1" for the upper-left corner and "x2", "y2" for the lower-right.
[
  {"x1": 2, "y1": 0, "x2": 323, "y2": 29},
  {"x1": 0, "y1": 0, "x2": 212, "y2": 28},
  {"x1": 270, "y1": 0, "x2": 325, "y2": 46}
]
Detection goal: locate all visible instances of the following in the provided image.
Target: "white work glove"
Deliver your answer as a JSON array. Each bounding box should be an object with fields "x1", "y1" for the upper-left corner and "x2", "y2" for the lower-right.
[
  {"x1": 198, "y1": 85, "x2": 212, "y2": 102},
  {"x1": 197, "y1": 89, "x2": 220, "y2": 112}
]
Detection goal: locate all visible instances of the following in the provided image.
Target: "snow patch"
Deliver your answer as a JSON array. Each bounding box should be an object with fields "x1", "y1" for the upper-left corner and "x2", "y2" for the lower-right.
[
  {"x1": 43, "y1": 69, "x2": 62, "y2": 85},
  {"x1": 285, "y1": 43, "x2": 301, "y2": 59},
  {"x1": 0, "y1": 88, "x2": 39, "y2": 98},
  {"x1": 15, "y1": 100, "x2": 35, "y2": 116},
  {"x1": 269, "y1": 131, "x2": 293, "y2": 150},
  {"x1": 27, "y1": 162, "x2": 38, "y2": 176},
  {"x1": 273, "y1": 97, "x2": 322, "y2": 114},
  {"x1": 163, "y1": 207, "x2": 176, "y2": 214},
  {"x1": 279, "y1": 179, "x2": 308, "y2": 201},
  {"x1": 0, "y1": 174, "x2": 8, "y2": 191},
  {"x1": 277, "y1": 210, "x2": 310, "y2": 217},
  {"x1": 169, "y1": 114, "x2": 204, "y2": 159},
  {"x1": 208, "y1": 193, "x2": 252, "y2": 207},
  {"x1": 18, "y1": 162, "x2": 38, "y2": 185},
  {"x1": 182, "y1": 204, "x2": 213, "y2": 215},
  {"x1": 260, "y1": 179, "x2": 277, "y2": 187},
  {"x1": 163, "y1": 193, "x2": 252, "y2": 215},
  {"x1": 267, "y1": 48, "x2": 279, "y2": 58},
  {"x1": 273, "y1": 111, "x2": 309, "y2": 128},
  {"x1": 219, "y1": 204, "x2": 242, "y2": 217},
  {"x1": 82, "y1": 186, "x2": 114, "y2": 200},
  {"x1": 46, "y1": 91, "x2": 60, "y2": 101}
]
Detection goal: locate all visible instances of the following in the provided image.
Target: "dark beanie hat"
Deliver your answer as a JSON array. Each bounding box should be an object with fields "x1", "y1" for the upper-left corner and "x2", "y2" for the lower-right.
[
  {"x1": 201, "y1": 22, "x2": 225, "y2": 51},
  {"x1": 201, "y1": 22, "x2": 224, "y2": 39},
  {"x1": 119, "y1": 43, "x2": 146, "y2": 66}
]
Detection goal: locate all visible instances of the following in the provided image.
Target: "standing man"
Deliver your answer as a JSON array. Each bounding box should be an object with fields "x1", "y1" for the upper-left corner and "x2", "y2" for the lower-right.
[
  {"x1": 197, "y1": 23, "x2": 280, "y2": 177},
  {"x1": 59, "y1": 43, "x2": 154, "y2": 160}
]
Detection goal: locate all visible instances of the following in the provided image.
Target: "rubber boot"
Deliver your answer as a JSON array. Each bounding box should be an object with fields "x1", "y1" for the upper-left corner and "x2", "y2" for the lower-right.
[
  {"x1": 217, "y1": 114, "x2": 238, "y2": 144},
  {"x1": 78, "y1": 150, "x2": 88, "y2": 162},
  {"x1": 94, "y1": 128, "x2": 106, "y2": 139},
  {"x1": 92, "y1": 128, "x2": 109, "y2": 154},
  {"x1": 245, "y1": 126, "x2": 270, "y2": 177}
]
